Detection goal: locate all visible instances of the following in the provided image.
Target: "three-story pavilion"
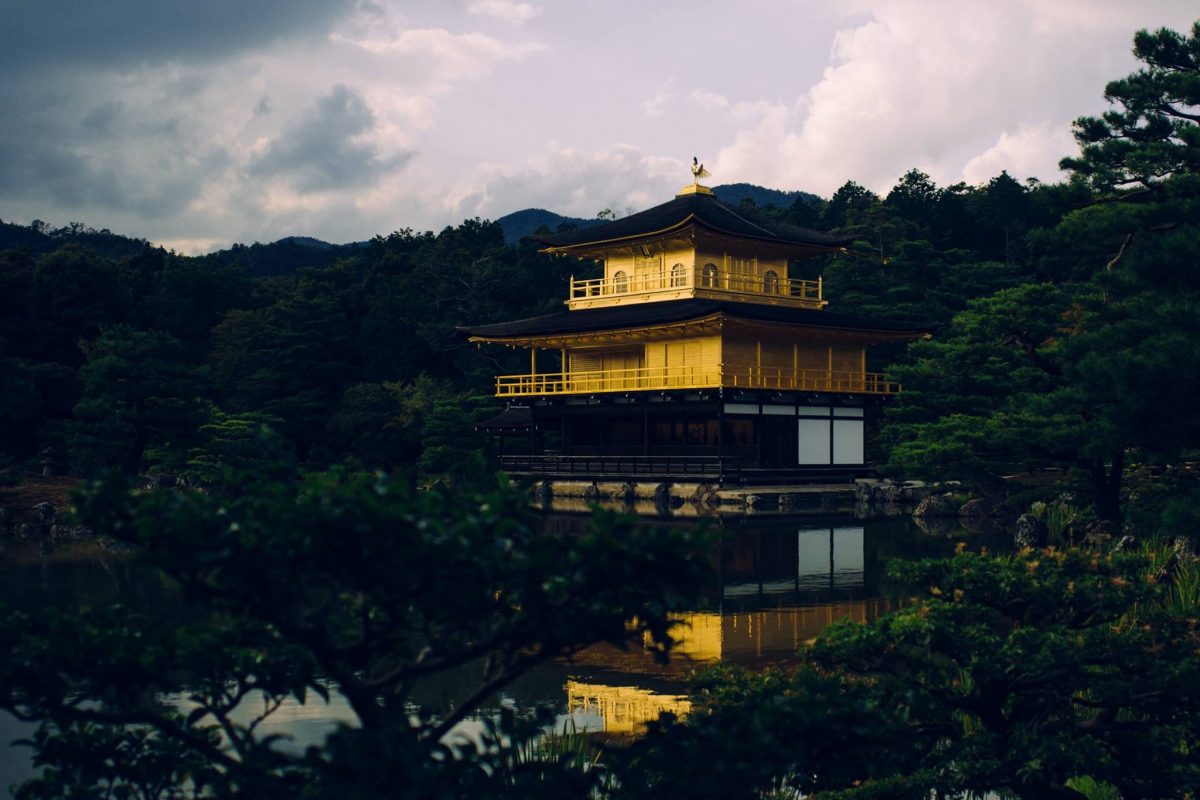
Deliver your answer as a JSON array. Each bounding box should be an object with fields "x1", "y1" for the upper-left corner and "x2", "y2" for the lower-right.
[{"x1": 460, "y1": 179, "x2": 929, "y2": 485}]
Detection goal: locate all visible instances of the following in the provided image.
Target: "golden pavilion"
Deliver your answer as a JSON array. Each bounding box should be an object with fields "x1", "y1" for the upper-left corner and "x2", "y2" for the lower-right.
[{"x1": 460, "y1": 176, "x2": 929, "y2": 484}]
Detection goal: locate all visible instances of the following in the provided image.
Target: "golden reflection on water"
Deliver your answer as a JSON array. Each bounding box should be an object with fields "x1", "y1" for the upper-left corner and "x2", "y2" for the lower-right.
[
  {"x1": 566, "y1": 681, "x2": 692, "y2": 735},
  {"x1": 560, "y1": 598, "x2": 899, "y2": 735},
  {"x1": 550, "y1": 520, "x2": 914, "y2": 735}
]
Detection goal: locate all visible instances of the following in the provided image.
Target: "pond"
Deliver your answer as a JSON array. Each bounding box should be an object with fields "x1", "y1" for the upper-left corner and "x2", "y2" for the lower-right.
[{"x1": 0, "y1": 513, "x2": 1001, "y2": 791}]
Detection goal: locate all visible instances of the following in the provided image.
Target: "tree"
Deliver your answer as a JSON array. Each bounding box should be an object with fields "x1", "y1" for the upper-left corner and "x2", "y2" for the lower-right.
[
  {"x1": 1060, "y1": 22, "x2": 1200, "y2": 196},
  {"x1": 185, "y1": 407, "x2": 297, "y2": 486},
  {"x1": 884, "y1": 168, "x2": 939, "y2": 233},
  {"x1": 821, "y1": 181, "x2": 879, "y2": 230},
  {"x1": 976, "y1": 171, "x2": 1031, "y2": 262},
  {"x1": 1053, "y1": 21, "x2": 1200, "y2": 516},
  {"x1": 882, "y1": 284, "x2": 1078, "y2": 496},
  {"x1": 209, "y1": 292, "x2": 358, "y2": 460},
  {"x1": 0, "y1": 472, "x2": 712, "y2": 799},
  {"x1": 0, "y1": 345, "x2": 42, "y2": 461},
  {"x1": 68, "y1": 326, "x2": 207, "y2": 476}
]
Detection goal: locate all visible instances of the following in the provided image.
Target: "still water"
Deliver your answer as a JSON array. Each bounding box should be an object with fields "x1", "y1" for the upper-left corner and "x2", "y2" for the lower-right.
[{"x1": 0, "y1": 514, "x2": 991, "y2": 791}]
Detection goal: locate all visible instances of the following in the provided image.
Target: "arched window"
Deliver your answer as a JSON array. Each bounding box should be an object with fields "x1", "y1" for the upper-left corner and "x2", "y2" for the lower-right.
[
  {"x1": 763, "y1": 270, "x2": 779, "y2": 294},
  {"x1": 670, "y1": 263, "x2": 686, "y2": 287},
  {"x1": 613, "y1": 270, "x2": 629, "y2": 293},
  {"x1": 701, "y1": 263, "x2": 719, "y2": 288}
]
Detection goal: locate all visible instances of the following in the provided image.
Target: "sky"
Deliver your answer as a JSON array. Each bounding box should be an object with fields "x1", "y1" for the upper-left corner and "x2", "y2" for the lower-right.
[{"x1": 0, "y1": 1, "x2": 1196, "y2": 253}]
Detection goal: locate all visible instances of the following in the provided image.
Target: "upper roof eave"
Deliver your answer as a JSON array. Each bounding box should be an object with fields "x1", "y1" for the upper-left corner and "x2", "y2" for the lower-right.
[
  {"x1": 531, "y1": 192, "x2": 855, "y2": 253},
  {"x1": 458, "y1": 299, "x2": 933, "y2": 341}
]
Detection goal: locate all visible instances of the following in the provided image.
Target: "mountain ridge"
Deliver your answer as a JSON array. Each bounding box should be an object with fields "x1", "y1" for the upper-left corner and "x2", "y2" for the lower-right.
[{"x1": 0, "y1": 183, "x2": 827, "y2": 271}]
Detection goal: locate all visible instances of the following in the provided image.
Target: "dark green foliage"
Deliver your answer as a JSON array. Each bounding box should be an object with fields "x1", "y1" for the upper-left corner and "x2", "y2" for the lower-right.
[
  {"x1": 1060, "y1": 22, "x2": 1200, "y2": 193},
  {"x1": 882, "y1": 283, "x2": 1077, "y2": 486},
  {"x1": 186, "y1": 407, "x2": 297, "y2": 486},
  {"x1": 146, "y1": 256, "x2": 252, "y2": 359},
  {"x1": 0, "y1": 214, "x2": 568, "y2": 476},
  {"x1": 417, "y1": 394, "x2": 500, "y2": 482},
  {"x1": 0, "y1": 219, "x2": 152, "y2": 260},
  {"x1": 884, "y1": 168, "x2": 939, "y2": 234},
  {"x1": 0, "y1": 472, "x2": 713, "y2": 799},
  {"x1": 209, "y1": 292, "x2": 359, "y2": 459},
  {"x1": 0, "y1": 346, "x2": 42, "y2": 461},
  {"x1": 821, "y1": 180, "x2": 879, "y2": 230},
  {"x1": 325, "y1": 375, "x2": 471, "y2": 471},
  {"x1": 192, "y1": 237, "x2": 365, "y2": 278},
  {"x1": 68, "y1": 326, "x2": 207, "y2": 476}
]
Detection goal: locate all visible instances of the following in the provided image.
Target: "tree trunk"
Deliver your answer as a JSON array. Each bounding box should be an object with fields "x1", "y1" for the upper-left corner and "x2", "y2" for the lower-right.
[
  {"x1": 965, "y1": 467, "x2": 1010, "y2": 505},
  {"x1": 1090, "y1": 450, "x2": 1124, "y2": 522}
]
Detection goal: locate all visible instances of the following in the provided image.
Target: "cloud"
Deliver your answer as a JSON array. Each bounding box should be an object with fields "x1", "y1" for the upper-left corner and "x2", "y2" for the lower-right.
[
  {"x1": 332, "y1": 26, "x2": 545, "y2": 93},
  {"x1": 0, "y1": 69, "x2": 232, "y2": 219},
  {"x1": 467, "y1": 0, "x2": 542, "y2": 24},
  {"x1": 689, "y1": 89, "x2": 730, "y2": 111},
  {"x1": 709, "y1": 0, "x2": 1195, "y2": 195},
  {"x1": 449, "y1": 145, "x2": 686, "y2": 223},
  {"x1": 246, "y1": 85, "x2": 411, "y2": 192},
  {"x1": 643, "y1": 82, "x2": 675, "y2": 117},
  {"x1": 962, "y1": 123, "x2": 1076, "y2": 185},
  {"x1": 0, "y1": 0, "x2": 356, "y2": 73}
]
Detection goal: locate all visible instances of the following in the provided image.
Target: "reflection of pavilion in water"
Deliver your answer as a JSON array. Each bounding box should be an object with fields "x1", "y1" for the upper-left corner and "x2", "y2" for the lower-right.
[{"x1": 562, "y1": 520, "x2": 900, "y2": 734}]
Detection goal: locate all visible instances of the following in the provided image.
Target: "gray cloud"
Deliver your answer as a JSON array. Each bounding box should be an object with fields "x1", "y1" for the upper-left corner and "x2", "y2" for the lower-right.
[
  {"x1": 246, "y1": 85, "x2": 411, "y2": 192},
  {"x1": 0, "y1": 0, "x2": 366, "y2": 226},
  {"x1": 0, "y1": 74, "x2": 231, "y2": 219},
  {"x1": 0, "y1": 0, "x2": 358, "y2": 74}
]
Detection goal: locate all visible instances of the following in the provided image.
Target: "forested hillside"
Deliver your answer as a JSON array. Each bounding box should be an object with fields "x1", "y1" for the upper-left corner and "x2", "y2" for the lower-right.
[{"x1": 0, "y1": 220, "x2": 576, "y2": 483}]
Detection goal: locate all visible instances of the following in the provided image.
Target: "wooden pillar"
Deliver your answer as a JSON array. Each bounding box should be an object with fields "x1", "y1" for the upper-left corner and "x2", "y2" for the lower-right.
[
  {"x1": 718, "y1": 399, "x2": 727, "y2": 485},
  {"x1": 792, "y1": 343, "x2": 798, "y2": 389},
  {"x1": 643, "y1": 404, "x2": 649, "y2": 456},
  {"x1": 530, "y1": 346, "x2": 537, "y2": 376},
  {"x1": 754, "y1": 406, "x2": 762, "y2": 468},
  {"x1": 827, "y1": 345, "x2": 833, "y2": 391}
]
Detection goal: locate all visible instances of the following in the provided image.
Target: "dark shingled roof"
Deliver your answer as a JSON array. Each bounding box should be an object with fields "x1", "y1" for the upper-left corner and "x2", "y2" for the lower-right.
[
  {"x1": 460, "y1": 300, "x2": 931, "y2": 339},
  {"x1": 476, "y1": 406, "x2": 534, "y2": 430},
  {"x1": 534, "y1": 191, "x2": 854, "y2": 250}
]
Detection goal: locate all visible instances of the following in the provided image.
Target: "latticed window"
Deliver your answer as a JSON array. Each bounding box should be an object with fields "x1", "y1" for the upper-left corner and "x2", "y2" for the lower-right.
[
  {"x1": 670, "y1": 263, "x2": 686, "y2": 287},
  {"x1": 763, "y1": 270, "x2": 779, "y2": 294},
  {"x1": 701, "y1": 263, "x2": 719, "y2": 288},
  {"x1": 613, "y1": 270, "x2": 629, "y2": 293}
]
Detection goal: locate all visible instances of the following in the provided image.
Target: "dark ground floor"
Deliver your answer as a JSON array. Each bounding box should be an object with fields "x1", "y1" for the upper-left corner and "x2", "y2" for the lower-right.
[{"x1": 481, "y1": 390, "x2": 888, "y2": 485}]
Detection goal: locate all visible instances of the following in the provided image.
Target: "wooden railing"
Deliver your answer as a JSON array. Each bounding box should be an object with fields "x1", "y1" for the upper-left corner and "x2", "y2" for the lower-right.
[
  {"x1": 722, "y1": 365, "x2": 899, "y2": 394},
  {"x1": 568, "y1": 269, "x2": 823, "y2": 307},
  {"x1": 500, "y1": 453, "x2": 737, "y2": 480},
  {"x1": 495, "y1": 364, "x2": 900, "y2": 397}
]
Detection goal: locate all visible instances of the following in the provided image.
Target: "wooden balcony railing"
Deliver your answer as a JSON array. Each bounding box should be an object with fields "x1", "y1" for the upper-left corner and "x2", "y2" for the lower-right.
[
  {"x1": 567, "y1": 269, "x2": 824, "y2": 308},
  {"x1": 500, "y1": 454, "x2": 737, "y2": 480},
  {"x1": 495, "y1": 364, "x2": 900, "y2": 397}
]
